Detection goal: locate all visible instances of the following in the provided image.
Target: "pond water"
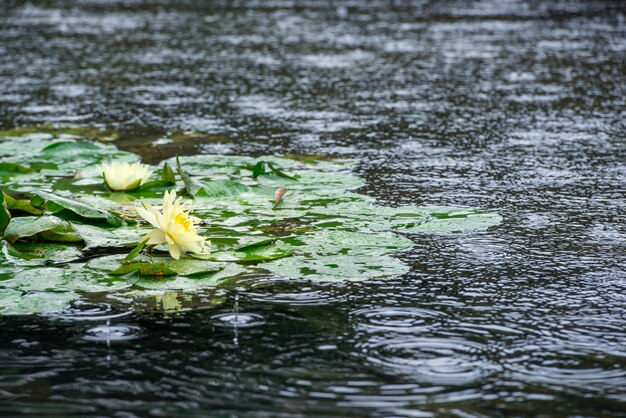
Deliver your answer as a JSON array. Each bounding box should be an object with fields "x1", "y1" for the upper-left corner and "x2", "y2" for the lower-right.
[{"x1": 1, "y1": 0, "x2": 625, "y2": 416}]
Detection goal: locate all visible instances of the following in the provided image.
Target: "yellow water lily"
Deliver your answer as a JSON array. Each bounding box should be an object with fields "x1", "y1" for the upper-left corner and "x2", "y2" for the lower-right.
[
  {"x1": 101, "y1": 161, "x2": 152, "y2": 191},
  {"x1": 136, "y1": 190, "x2": 210, "y2": 259}
]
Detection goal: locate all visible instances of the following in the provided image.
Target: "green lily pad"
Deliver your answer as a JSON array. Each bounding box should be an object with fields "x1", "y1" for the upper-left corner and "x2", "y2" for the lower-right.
[
  {"x1": 5, "y1": 241, "x2": 83, "y2": 266},
  {"x1": 3, "y1": 192, "x2": 44, "y2": 215},
  {"x1": 0, "y1": 265, "x2": 133, "y2": 293},
  {"x1": 3, "y1": 216, "x2": 82, "y2": 244},
  {"x1": 0, "y1": 288, "x2": 78, "y2": 316},
  {"x1": 111, "y1": 261, "x2": 177, "y2": 277},
  {"x1": 259, "y1": 253, "x2": 409, "y2": 282},
  {"x1": 30, "y1": 191, "x2": 122, "y2": 226},
  {"x1": 73, "y1": 224, "x2": 142, "y2": 249},
  {"x1": 135, "y1": 263, "x2": 247, "y2": 291},
  {"x1": 198, "y1": 180, "x2": 250, "y2": 198}
]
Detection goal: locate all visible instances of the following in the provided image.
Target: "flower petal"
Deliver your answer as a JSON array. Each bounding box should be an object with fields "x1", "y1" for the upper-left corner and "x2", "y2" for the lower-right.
[
  {"x1": 136, "y1": 206, "x2": 160, "y2": 229},
  {"x1": 146, "y1": 229, "x2": 166, "y2": 245},
  {"x1": 165, "y1": 234, "x2": 182, "y2": 259}
]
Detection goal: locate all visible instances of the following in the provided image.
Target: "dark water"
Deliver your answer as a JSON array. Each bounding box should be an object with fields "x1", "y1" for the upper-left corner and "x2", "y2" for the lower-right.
[{"x1": 1, "y1": 0, "x2": 626, "y2": 416}]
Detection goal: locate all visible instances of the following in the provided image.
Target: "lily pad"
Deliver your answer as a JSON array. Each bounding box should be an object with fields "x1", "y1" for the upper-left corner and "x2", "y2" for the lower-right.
[
  {"x1": 30, "y1": 191, "x2": 122, "y2": 226},
  {"x1": 0, "y1": 128, "x2": 503, "y2": 316},
  {"x1": 3, "y1": 216, "x2": 82, "y2": 244},
  {"x1": 135, "y1": 263, "x2": 247, "y2": 291},
  {"x1": 0, "y1": 288, "x2": 78, "y2": 316},
  {"x1": 259, "y1": 254, "x2": 410, "y2": 282},
  {"x1": 0, "y1": 265, "x2": 133, "y2": 293}
]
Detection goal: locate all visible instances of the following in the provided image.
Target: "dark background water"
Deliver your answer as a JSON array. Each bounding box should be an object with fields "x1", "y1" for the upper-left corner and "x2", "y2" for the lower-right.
[{"x1": 1, "y1": 0, "x2": 626, "y2": 416}]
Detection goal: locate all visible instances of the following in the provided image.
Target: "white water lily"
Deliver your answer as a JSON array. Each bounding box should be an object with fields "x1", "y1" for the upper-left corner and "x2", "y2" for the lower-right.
[
  {"x1": 136, "y1": 190, "x2": 210, "y2": 259},
  {"x1": 101, "y1": 161, "x2": 152, "y2": 191}
]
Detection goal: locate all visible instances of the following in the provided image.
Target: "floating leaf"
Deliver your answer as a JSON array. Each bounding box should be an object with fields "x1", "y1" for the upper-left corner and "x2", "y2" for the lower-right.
[
  {"x1": 73, "y1": 223, "x2": 141, "y2": 249},
  {"x1": 164, "y1": 259, "x2": 224, "y2": 277},
  {"x1": 0, "y1": 266, "x2": 133, "y2": 293},
  {"x1": 259, "y1": 253, "x2": 409, "y2": 282},
  {"x1": 0, "y1": 162, "x2": 33, "y2": 173},
  {"x1": 111, "y1": 261, "x2": 177, "y2": 277},
  {"x1": 135, "y1": 263, "x2": 247, "y2": 291},
  {"x1": 30, "y1": 191, "x2": 122, "y2": 226},
  {"x1": 290, "y1": 230, "x2": 414, "y2": 256},
  {"x1": 0, "y1": 289, "x2": 78, "y2": 316},
  {"x1": 5, "y1": 241, "x2": 83, "y2": 266},
  {"x1": 394, "y1": 207, "x2": 503, "y2": 233},
  {"x1": 3, "y1": 192, "x2": 43, "y2": 215},
  {"x1": 236, "y1": 237, "x2": 277, "y2": 251},
  {"x1": 212, "y1": 242, "x2": 293, "y2": 262},
  {"x1": 198, "y1": 180, "x2": 249, "y2": 197},
  {"x1": 3, "y1": 216, "x2": 82, "y2": 244}
]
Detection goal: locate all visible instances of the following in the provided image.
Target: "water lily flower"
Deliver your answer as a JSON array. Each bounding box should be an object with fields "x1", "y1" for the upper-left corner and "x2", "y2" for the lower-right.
[
  {"x1": 136, "y1": 190, "x2": 210, "y2": 259},
  {"x1": 101, "y1": 161, "x2": 152, "y2": 191}
]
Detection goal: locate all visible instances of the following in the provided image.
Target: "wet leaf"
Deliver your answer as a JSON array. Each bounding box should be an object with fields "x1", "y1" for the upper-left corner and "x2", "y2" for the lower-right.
[
  {"x1": 161, "y1": 162, "x2": 176, "y2": 184},
  {"x1": 3, "y1": 192, "x2": 44, "y2": 215},
  {"x1": 111, "y1": 261, "x2": 177, "y2": 277},
  {"x1": 73, "y1": 223, "x2": 141, "y2": 249},
  {"x1": 3, "y1": 216, "x2": 82, "y2": 244},
  {"x1": 259, "y1": 253, "x2": 409, "y2": 282},
  {"x1": 0, "y1": 289, "x2": 78, "y2": 316},
  {"x1": 30, "y1": 191, "x2": 122, "y2": 226},
  {"x1": 176, "y1": 156, "x2": 203, "y2": 196},
  {"x1": 0, "y1": 266, "x2": 132, "y2": 293},
  {"x1": 198, "y1": 180, "x2": 249, "y2": 197},
  {"x1": 0, "y1": 192, "x2": 10, "y2": 235},
  {"x1": 135, "y1": 263, "x2": 247, "y2": 291},
  {"x1": 0, "y1": 162, "x2": 33, "y2": 173},
  {"x1": 251, "y1": 160, "x2": 299, "y2": 180}
]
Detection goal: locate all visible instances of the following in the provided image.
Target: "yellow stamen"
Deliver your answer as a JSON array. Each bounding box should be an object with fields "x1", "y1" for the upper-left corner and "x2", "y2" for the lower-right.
[{"x1": 175, "y1": 212, "x2": 192, "y2": 231}]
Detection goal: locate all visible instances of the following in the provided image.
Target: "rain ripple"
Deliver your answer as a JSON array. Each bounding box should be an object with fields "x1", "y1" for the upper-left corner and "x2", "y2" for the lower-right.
[
  {"x1": 356, "y1": 336, "x2": 499, "y2": 386},
  {"x1": 48, "y1": 300, "x2": 132, "y2": 322},
  {"x1": 352, "y1": 306, "x2": 446, "y2": 333}
]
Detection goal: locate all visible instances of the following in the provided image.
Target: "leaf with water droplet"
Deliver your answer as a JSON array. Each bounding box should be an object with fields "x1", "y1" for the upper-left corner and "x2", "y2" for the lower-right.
[
  {"x1": 0, "y1": 288, "x2": 78, "y2": 316},
  {"x1": 3, "y1": 216, "x2": 82, "y2": 244}
]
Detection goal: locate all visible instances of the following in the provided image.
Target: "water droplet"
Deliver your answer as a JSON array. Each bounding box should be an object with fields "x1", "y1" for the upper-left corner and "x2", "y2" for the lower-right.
[
  {"x1": 211, "y1": 313, "x2": 265, "y2": 328},
  {"x1": 83, "y1": 324, "x2": 144, "y2": 342}
]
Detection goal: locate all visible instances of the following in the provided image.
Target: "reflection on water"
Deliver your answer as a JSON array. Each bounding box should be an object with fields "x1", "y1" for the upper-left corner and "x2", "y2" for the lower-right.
[{"x1": 1, "y1": 0, "x2": 626, "y2": 416}]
